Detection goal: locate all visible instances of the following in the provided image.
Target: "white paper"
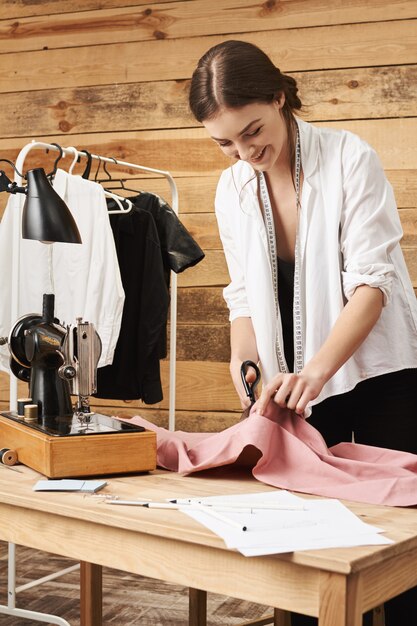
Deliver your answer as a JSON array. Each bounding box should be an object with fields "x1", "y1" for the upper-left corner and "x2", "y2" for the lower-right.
[
  {"x1": 180, "y1": 491, "x2": 392, "y2": 556},
  {"x1": 33, "y1": 479, "x2": 107, "y2": 493},
  {"x1": 240, "y1": 533, "x2": 392, "y2": 556}
]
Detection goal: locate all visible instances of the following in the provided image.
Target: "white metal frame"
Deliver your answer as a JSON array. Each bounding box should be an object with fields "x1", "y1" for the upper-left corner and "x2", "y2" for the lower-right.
[{"x1": 3, "y1": 139, "x2": 179, "y2": 624}]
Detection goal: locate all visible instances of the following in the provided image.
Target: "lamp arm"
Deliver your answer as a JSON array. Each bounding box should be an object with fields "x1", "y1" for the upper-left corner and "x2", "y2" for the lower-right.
[{"x1": 0, "y1": 170, "x2": 26, "y2": 195}]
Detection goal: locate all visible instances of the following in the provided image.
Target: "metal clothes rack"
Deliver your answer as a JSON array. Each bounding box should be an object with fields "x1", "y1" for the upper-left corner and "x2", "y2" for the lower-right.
[
  {"x1": 2, "y1": 140, "x2": 179, "y2": 626},
  {"x1": 12, "y1": 140, "x2": 179, "y2": 431}
]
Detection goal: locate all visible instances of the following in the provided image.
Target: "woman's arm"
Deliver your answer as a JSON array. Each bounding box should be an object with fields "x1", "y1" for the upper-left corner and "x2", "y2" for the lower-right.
[
  {"x1": 254, "y1": 284, "x2": 384, "y2": 415},
  {"x1": 230, "y1": 317, "x2": 259, "y2": 408}
]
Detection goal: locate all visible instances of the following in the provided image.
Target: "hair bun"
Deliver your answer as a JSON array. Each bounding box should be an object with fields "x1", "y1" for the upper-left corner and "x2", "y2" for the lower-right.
[{"x1": 281, "y1": 72, "x2": 302, "y2": 110}]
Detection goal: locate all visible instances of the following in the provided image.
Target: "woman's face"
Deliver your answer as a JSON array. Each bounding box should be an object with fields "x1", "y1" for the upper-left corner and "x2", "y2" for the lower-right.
[{"x1": 202, "y1": 98, "x2": 289, "y2": 173}]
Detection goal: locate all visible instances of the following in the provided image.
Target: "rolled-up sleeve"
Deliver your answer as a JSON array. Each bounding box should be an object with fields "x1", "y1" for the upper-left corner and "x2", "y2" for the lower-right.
[
  {"x1": 340, "y1": 140, "x2": 402, "y2": 305},
  {"x1": 215, "y1": 171, "x2": 251, "y2": 321}
]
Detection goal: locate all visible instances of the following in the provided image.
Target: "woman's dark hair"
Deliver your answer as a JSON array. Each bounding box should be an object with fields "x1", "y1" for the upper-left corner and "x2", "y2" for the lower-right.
[
  {"x1": 189, "y1": 40, "x2": 301, "y2": 120},
  {"x1": 189, "y1": 40, "x2": 302, "y2": 172}
]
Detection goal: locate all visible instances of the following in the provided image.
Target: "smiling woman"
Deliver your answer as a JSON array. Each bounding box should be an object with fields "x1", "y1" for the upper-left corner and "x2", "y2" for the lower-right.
[
  {"x1": 189, "y1": 39, "x2": 302, "y2": 177},
  {"x1": 189, "y1": 38, "x2": 417, "y2": 626}
]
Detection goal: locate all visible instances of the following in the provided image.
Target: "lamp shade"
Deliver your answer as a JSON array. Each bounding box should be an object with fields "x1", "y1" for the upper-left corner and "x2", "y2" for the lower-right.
[{"x1": 22, "y1": 168, "x2": 82, "y2": 244}]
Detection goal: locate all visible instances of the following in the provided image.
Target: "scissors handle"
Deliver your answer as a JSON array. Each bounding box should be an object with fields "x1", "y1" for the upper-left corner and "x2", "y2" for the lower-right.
[{"x1": 240, "y1": 360, "x2": 261, "y2": 404}]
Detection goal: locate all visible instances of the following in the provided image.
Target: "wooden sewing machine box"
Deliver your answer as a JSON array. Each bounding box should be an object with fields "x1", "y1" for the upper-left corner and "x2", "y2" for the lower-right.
[{"x1": 0, "y1": 412, "x2": 157, "y2": 478}]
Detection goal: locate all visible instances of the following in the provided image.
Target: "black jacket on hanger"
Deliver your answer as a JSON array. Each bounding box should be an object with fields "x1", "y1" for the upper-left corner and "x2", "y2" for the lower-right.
[
  {"x1": 95, "y1": 205, "x2": 169, "y2": 403},
  {"x1": 95, "y1": 193, "x2": 204, "y2": 403},
  {"x1": 129, "y1": 192, "x2": 205, "y2": 359}
]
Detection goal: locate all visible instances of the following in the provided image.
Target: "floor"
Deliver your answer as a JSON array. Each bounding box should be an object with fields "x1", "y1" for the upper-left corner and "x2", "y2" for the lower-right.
[{"x1": 0, "y1": 542, "x2": 273, "y2": 625}]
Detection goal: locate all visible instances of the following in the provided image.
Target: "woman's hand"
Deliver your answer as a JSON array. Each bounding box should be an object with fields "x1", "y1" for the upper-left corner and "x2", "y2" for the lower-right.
[
  {"x1": 253, "y1": 365, "x2": 327, "y2": 417},
  {"x1": 254, "y1": 286, "x2": 384, "y2": 417}
]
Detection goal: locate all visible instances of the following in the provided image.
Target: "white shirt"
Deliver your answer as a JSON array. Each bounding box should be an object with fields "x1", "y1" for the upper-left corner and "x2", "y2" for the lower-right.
[
  {"x1": 0, "y1": 169, "x2": 125, "y2": 371},
  {"x1": 215, "y1": 118, "x2": 417, "y2": 408}
]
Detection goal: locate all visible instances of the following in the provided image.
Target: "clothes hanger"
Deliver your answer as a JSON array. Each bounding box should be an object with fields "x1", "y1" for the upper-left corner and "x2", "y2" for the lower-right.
[
  {"x1": 45, "y1": 143, "x2": 63, "y2": 179},
  {"x1": 98, "y1": 157, "x2": 142, "y2": 195},
  {"x1": 94, "y1": 156, "x2": 102, "y2": 182},
  {"x1": 67, "y1": 147, "x2": 79, "y2": 174},
  {"x1": 79, "y1": 149, "x2": 93, "y2": 179},
  {"x1": 105, "y1": 191, "x2": 133, "y2": 214},
  {"x1": 104, "y1": 177, "x2": 143, "y2": 195},
  {"x1": 92, "y1": 156, "x2": 133, "y2": 213}
]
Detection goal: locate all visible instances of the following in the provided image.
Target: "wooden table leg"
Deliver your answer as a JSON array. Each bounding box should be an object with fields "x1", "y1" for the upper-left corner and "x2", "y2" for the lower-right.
[
  {"x1": 372, "y1": 605, "x2": 385, "y2": 626},
  {"x1": 318, "y1": 572, "x2": 362, "y2": 626},
  {"x1": 80, "y1": 562, "x2": 103, "y2": 626},
  {"x1": 273, "y1": 609, "x2": 291, "y2": 626},
  {"x1": 189, "y1": 588, "x2": 207, "y2": 626}
]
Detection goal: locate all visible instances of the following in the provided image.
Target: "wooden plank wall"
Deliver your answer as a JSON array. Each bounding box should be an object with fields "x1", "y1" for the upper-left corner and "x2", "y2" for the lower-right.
[{"x1": 0, "y1": 0, "x2": 416, "y2": 432}]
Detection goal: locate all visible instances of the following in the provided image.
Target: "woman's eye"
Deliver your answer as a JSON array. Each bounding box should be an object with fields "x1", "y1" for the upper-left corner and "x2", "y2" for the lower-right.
[
  {"x1": 246, "y1": 127, "x2": 261, "y2": 137},
  {"x1": 218, "y1": 141, "x2": 231, "y2": 147}
]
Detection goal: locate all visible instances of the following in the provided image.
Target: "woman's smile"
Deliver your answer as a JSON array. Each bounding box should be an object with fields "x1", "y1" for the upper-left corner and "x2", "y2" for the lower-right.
[{"x1": 250, "y1": 145, "x2": 267, "y2": 164}]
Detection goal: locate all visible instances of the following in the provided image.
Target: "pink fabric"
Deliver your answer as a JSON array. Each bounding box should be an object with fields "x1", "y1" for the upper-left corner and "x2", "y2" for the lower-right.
[{"x1": 124, "y1": 404, "x2": 417, "y2": 506}]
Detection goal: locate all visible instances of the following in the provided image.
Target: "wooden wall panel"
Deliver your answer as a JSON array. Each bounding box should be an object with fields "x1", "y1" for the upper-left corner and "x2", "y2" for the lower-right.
[
  {"x1": 2, "y1": 65, "x2": 417, "y2": 139},
  {"x1": 1, "y1": 1, "x2": 417, "y2": 53},
  {"x1": 1, "y1": 20, "x2": 417, "y2": 93},
  {"x1": 2, "y1": 0, "x2": 417, "y2": 23},
  {"x1": 0, "y1": 1, "x2": 416, "y2": 434},
  {"x1": 0, "y1": 1, "x2": 161, "y2": 20}
]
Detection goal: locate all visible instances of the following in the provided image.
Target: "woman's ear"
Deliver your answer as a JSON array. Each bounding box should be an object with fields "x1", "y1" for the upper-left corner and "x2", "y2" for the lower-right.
[{"x1": 274, "y1": 93, "x2": 285, "y2": 109}]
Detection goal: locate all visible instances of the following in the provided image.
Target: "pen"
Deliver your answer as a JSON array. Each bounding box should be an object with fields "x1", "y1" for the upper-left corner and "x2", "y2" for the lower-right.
[
  {"x1": 108, "y1": 500, "x2": 177, "y2": 508},
  {"x1": 107, "y1": 500, "x2": 248, "y2": 531},
  {"x1": 194, "y1": 503, "x2": 247, "y2": 531},
  {"x1": 169, "y1": 498, "x2": 307, "y2": 511},
  {"x1": 107, "y1": 500, "x2": 247, "y2": 512}
]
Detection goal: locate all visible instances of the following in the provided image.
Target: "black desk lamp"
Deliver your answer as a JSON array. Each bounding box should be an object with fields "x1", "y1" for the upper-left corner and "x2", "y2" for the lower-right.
[{"x1": 0, "y1": 165, "x2": 82, "y2": 244}]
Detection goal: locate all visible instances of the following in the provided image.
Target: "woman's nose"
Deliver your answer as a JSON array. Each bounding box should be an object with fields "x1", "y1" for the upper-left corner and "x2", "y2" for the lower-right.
[{"x1": 235, "y1": 143, "x2": 251, "y2": 161}]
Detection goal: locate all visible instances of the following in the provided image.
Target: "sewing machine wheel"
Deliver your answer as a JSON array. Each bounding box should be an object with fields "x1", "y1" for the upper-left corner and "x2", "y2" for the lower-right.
[
  {"x1": 8, "y1": 313, "x2": 42, "y2": 367},
  {"x1": 9, "y1": 356, "x2": 30, "y2": 382}
]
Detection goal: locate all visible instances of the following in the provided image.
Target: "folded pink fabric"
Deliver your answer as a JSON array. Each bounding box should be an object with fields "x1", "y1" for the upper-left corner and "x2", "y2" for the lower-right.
[{"x1": 125, "y1": 404, "x2": 417, "y2": 506}]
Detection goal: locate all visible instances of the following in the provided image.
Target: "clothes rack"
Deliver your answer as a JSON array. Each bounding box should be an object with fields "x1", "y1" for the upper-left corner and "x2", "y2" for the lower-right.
[
  {"x1": 2, "y1": 140, "x2": 179, "y2": 626},
  {"x1": 12, "y1": 139, "x2": 179, "y2": 431}
]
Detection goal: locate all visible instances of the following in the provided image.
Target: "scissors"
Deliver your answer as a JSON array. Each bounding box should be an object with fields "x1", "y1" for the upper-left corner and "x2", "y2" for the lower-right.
[{"x1": 240, "y1": 360, "x2": 261, "y2": 419}]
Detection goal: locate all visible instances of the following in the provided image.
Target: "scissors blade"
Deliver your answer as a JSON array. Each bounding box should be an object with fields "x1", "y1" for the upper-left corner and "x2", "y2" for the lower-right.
[
  {"x1": 240, "y1": 402, "x2": 253, "y2": 420},
  {"x1": 240, "y1": 407, "x2": 250, "y2": 420}
]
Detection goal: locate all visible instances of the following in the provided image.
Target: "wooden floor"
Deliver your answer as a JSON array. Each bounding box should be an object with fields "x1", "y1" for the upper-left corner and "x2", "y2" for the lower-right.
[{"x1": 0, "y1": 541, "x2": 273, "y2": 625}]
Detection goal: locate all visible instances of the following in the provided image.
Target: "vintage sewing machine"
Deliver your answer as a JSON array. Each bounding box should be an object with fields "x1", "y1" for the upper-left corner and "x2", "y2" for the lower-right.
[{"x1": 0, "y1": 293, "x2": 156, "y2": 477}]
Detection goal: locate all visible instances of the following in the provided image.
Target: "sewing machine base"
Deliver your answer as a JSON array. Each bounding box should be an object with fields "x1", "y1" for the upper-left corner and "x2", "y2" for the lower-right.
[{"x1": 0, "y1": 412, "x2": 157, "y2": 478}]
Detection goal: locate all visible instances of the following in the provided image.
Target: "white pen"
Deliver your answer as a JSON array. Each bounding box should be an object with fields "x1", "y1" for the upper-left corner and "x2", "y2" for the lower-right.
[
  {"x1": 107, "y1": 500, "x2": 245, "y2": 512},
  {"x1": 108, "y1": 500, "x2": 183, "y2": 509},
  {"x1": 106, "y1": 500, "x2": 248, "y2": 531},
  {"x1": 194, "y1": 503, "x2": 248, "y2": 531},
  {"x1": 169, "y1": 498, "x2": 307, "y2": 511}
]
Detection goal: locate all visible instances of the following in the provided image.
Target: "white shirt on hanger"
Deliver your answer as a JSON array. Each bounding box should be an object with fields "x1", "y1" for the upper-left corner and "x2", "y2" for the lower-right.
[{"x1": 0, "y1": 168, "x2": 125, "y2": 372}]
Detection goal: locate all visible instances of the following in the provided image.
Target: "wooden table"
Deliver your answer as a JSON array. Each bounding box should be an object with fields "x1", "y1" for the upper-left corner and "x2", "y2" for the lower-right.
[{"x1": 0, "y1": 463, "x2": 416, "y2": 626}]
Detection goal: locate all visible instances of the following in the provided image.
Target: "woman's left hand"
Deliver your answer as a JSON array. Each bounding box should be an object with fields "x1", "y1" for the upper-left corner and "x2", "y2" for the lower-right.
[
  {"x1": 253, "y1": 366, "x2": 327, "y2": 417},
  {"x1": 253, "y1": 286, "x2": 385, "y2": 417}
]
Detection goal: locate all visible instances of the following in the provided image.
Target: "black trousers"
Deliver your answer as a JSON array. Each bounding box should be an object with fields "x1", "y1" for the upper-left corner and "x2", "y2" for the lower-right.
[{"x1": 291, "y1": 368, "x2": 417, "y2": 626}]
